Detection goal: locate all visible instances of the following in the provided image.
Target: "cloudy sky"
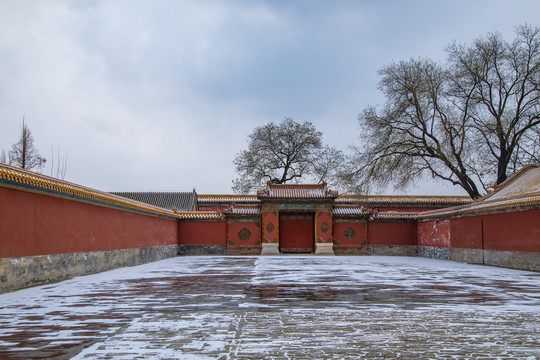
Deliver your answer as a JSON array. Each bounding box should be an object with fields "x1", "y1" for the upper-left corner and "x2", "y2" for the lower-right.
[{"x1": 1, "y1": 1, "x2": 539, "y2": 195}]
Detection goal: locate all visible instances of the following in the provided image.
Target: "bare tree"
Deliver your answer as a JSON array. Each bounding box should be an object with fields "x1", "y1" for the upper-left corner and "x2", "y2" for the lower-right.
[
  {"x1": 233, "y1": 118, "x2": 344, "y2": 193},
  {"x1": 8, "y1": 118, "x2": 46, "y2": 172},
  {"x1": 311, "y1": 145, "x2": 347, "y2": 190},
  {"x1": 448, "y1": 24, "x2": 540, "y2": 185},
  {"x1": 350, "y1": 59, "x2": 482, "y2": 198},
  {"x1": 511, "y1": 125, "x2": 540, "y2": 171},
  {"x1": 50, "y1": 145, "x2": 69, "y2": 179},
  {"x1": 350, "y1": 25, "x2": 540, "y2": 199}
]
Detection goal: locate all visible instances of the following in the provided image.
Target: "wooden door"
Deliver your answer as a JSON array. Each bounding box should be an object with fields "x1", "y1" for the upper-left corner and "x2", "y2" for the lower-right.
[{"x1": 279, "y1": 212, "x2": 314, "y2": 253}]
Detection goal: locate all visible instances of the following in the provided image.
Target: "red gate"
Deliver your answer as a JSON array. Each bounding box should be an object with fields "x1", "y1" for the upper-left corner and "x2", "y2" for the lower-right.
[{"x1": 279, "y1": 212, "x2": 314, "y2": 253}]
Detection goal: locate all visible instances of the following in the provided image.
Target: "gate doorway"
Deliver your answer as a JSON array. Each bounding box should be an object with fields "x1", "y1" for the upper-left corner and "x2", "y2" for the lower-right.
[{"x1": 279, "y1": 212, "x2": 315, "y2": 253}]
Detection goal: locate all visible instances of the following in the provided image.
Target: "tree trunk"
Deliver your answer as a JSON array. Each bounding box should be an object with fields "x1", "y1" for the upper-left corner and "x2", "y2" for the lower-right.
[{"x1": 497, "y1": 148, "x2": 510, "y2": 185}]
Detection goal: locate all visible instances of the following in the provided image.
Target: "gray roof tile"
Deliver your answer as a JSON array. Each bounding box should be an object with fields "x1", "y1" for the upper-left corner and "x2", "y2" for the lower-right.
[{"x1": 110, "y1": 191, "x2": 197, "y2": 211}]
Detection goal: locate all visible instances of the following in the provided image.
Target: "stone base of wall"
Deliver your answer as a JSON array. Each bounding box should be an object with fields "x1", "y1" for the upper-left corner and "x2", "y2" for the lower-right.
[
  {"x1": 418, "y1": 246, "x2": 450, "y2": 260},
  {"x1": 178, "y1": 245, "x2": 226, "y2": 256},
  {"x1": 368, "y1": 245, "x2": 417, "y2": 256},
  {"x1": 315, "y1": 242, "x2": 335, "y2": 255},
  {"x1": 334, "y1": 246, "x2": 368, "y2": 255},
  {"x1": 261, "y1": 243, "x2": 280, "y2": 255},
  {"x1": 0, "y1": 245, "x2": 178, "y2": 293},
  {"x1": 483, "y1": 250, "x2": 540, "y2": 272},
  {"x1": 450, "y1": 248, "x2": 484, "y2": 264},
  {"x1": 227, "y1": 245, "x2": 262, "y2": 255},
  {"x1": 421, "y1": 247, "x2": 539, "y2": 272}
]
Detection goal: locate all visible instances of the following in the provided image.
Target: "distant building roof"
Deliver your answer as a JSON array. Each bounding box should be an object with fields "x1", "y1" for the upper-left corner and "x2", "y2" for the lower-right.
[
  {"x1": 223, "y1": 204, "x2": 261, "y2": 216},
  {"x1": 333, "y1": 205, "x2": 421, "y2": 220},
  {"x1": 110, "y1": 191, "x2": 197, "y2": 212},
  {"x1": 333, "y1": 206, "x2": 368, "y2": 216},
  {"x1": 198, "y1": 194, "x2": 258, "y2": 203},
  {"x1": 419, "y1": 165, "x2": 540, "y2": 219},
  {"x1": 257, "y1": 182, "x2": 338, "y2": 200},
  {"x1": 197, "y1": 193, "x2": 471, "y2": 207},
  {"x1": 336, "y1": 195, "x2": 471, "y2": 206}
]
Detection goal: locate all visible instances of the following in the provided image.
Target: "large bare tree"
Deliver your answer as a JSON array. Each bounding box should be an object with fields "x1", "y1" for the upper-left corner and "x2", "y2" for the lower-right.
[
  {"x1": 8, "y1": 119, "x2": 46, "y2": 172},
  {"x1": 448, "y1": 24, "x2": 540, "y2": 185},
  {"x1": 233, "y1": 118, "x2": 344, "y2": 193},
  {"x1": 349, "y1": 25, "x2": 540, "y2": 199}
]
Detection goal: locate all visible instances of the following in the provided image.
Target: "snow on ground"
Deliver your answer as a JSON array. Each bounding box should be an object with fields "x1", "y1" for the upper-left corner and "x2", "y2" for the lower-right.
[{"x1": 0, "y1": 256, "x2": 539, "y2": 359}]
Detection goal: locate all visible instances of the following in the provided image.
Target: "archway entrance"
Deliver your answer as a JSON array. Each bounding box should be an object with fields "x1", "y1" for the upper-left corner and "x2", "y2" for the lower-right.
[{"x1": 279, "y1": 212, "x2": 314, "y2": 253}]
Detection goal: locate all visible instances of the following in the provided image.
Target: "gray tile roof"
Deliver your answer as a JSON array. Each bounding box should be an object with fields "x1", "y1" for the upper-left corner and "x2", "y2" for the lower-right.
[{"x1": 110, "y1": 191, "x2": 197, "y2": 211}]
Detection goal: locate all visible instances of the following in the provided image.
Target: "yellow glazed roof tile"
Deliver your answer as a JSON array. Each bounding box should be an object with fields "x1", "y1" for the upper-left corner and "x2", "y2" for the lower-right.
[
  {"x1": 419, "y1": 165, "x2": 540, "y2": 219},
  {"x1": 174, "y1": 211, "x2": 223, "y2": 220},
  {"x1": 0, "y1": 163, "x2": 176, "y2": 218}
]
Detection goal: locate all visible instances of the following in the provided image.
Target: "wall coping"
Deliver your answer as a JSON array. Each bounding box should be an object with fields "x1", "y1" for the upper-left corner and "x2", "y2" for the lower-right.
[
  {"x1": 175, "y1": 211, "x2": 223, "y2": 220},
  {"x1": 418, "y1": 195, "x2": 540, "y2": 220},
  {"x1": 0, "y1": 163, "x2": 176, "y2": 218},
  {"x1": 198, "y1": 193, "x2": 472, "y2": 206},
  {"x1": 419, "y1": 165, "x2": 540, "y2": 220}
]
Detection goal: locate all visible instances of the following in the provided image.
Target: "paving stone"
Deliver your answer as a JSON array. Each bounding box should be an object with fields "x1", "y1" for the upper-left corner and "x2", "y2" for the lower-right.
[{"x1": 0, "y1": 256, "x2": 539, "y2": 359}]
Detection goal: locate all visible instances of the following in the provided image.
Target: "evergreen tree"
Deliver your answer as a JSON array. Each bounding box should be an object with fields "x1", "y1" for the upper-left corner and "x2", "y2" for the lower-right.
[{"x1": 8, "y1": 119, "x2": 46, "y2": 171}]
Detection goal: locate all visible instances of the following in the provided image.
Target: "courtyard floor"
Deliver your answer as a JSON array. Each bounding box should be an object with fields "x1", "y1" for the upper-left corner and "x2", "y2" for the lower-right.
[{"x1": 0, "y1": 256, "x2": 539, "y2": 359}]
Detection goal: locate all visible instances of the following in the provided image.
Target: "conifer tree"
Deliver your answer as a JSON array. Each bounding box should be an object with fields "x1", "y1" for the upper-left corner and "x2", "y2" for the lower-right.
[{"x1": 8, "y1": 119, "x2": 46, "y2": 171}]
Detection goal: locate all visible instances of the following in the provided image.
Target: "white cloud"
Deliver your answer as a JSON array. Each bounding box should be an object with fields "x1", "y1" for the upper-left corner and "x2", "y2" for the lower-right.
[{"x1": 1, "y1": 0, "x2": 539, "y2": 194}]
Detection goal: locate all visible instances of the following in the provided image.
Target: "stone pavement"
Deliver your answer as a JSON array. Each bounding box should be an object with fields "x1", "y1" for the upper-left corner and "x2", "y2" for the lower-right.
[{"x1": 0, "y1": 256, "x2": 539, "y2": 359}]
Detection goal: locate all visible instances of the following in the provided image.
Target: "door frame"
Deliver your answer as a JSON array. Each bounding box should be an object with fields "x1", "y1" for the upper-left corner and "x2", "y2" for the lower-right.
[{"x1": 278, "y1": 211, "x2": 315, "y2": 254}]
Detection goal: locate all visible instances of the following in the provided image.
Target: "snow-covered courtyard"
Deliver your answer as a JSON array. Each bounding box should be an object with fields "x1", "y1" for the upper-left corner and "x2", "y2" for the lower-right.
[{"x1": 1, "y1": 256, "x2": 539, "y2": 359}]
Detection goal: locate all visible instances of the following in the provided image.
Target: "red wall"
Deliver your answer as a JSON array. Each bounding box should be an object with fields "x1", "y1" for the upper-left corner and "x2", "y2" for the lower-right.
[
  {"x1": 3, "y1": 184, "x2": 538, "y2": 259},
  {"x1": 367, "y1": 221, "x2": 417, "y2": 245},
  {"x1": 450, "y1": 210, "x2": 540, "y2": 252},
  {"x1": 334, "y1": 221, "x2": 367, "y2": 246},
  {"x1": 317, "y1": 212, "x2": 333, "y2": 243},
  {"x1": 450, "y1": 216, "x2": 483, "y2": 249},
  {"x1": 417, "y1": 220, "x2": 450, "y2": 247},
  {"x1": 483, "y1": 210, "x2": 540, "y2": 252},
  {"x1": 228, "y1": 221, "x2": 261, "y2": 246},
  {"x1": 262, "y1": 211, "x2": 278, "y2": 243},
  {"x1": 0, "y1": 187, "x2": 178, "y2": 258},
  {"x1": 178, "y1": 220, "x2": 227, "y2": 245}
]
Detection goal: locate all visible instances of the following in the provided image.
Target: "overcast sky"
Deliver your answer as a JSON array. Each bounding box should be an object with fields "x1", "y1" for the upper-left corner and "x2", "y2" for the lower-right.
[{"x1": 1, "y1": 1, "x2": 539, "y2": 195}]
